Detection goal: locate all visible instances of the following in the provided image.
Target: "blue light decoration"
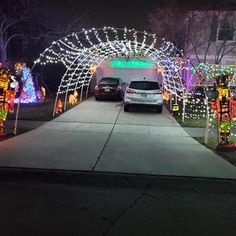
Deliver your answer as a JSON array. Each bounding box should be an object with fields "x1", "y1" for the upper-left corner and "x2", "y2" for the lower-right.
[{"x1": 14, "y1": 63, "x2": 38, "y2": 104}]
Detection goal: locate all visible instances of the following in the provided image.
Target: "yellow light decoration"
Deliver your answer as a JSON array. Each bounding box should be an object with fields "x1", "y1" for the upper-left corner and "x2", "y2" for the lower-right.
[
  {"x1": 218, "y1": 88, "x2": 229, "y2": 100},
  {"x1": 0, "y1": 66, "x2": 11, "y2": 135},
  {"x1": 89, "y1": 65, "x2": 97, "y2": 74},
  {"x1": 15, "y1": 62, "x2": 22, "y2": 75}
]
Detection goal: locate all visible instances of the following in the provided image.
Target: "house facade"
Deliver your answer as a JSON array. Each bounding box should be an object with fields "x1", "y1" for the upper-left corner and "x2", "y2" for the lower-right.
[{"x1": 185, "y1": 11, "x2": 236, "y2": 66}]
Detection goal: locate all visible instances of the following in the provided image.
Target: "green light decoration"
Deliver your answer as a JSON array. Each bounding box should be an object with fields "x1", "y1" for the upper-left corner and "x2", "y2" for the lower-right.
[
  {"x1": 109, "y1": 59, "x2": 154, "y2": 69},
  {"x1": 219, "y1": 120, "x2": 231, "y2": 132},
  {"x1": 192, "y1": 63, "x2": 236, "y2": 81},
  {"x1": 0, "y1": 110, "x2": 8, "y2": 121}
]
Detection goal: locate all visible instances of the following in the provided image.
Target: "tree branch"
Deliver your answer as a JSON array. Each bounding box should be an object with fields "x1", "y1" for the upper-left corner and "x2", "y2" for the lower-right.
[{"x1": 2, "y1": 16, "x2": 30, "y2": 35}]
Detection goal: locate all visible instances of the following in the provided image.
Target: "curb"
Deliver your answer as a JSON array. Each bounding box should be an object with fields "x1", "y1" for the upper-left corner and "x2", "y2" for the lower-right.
[{"x1": 0, "y1": 167, "x2": 236, "y2": 193}]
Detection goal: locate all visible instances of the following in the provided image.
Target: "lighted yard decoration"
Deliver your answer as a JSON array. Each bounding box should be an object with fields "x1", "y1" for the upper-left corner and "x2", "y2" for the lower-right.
[
  {"x1": 68, "y1": 90, "x2": 78, "y2": 105},
  {"x1": 14, "y1": 62, "x2": 38, "y2": 104},
  {"x1": 210, "y1": 74, "x2": 236, "y2": 150},
  {"x1": 0, "y1": 66, "x2": 15, "y2": 135},
  {"x1": 183, "y1": 63, "x2": 236, "y2": 121},
  {"x1": 185, "y1": 63, "x2": 236, "y2": 146},
  {"x1": 191, "y1": 63, "x2": 236, "y2": 88},
  {"x1": 33, "y1": 27, "x2": 185, "y2": 116},
  {"x1": 55, "y1": 99, "x2": 63, "y2": 114}
]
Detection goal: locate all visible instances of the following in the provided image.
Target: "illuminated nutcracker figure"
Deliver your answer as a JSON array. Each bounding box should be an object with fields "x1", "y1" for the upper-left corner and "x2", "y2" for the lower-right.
[
  {"x1": 0, "y1": 65, "x2": 15, "y2": 135},
  {"x1": 211, "y1": 74, "x2": 236, "y2": 150}
]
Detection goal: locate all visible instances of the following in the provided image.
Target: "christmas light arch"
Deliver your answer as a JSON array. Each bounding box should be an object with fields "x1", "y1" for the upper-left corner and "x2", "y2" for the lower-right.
[{"x1": 33, "y1": 27, "x2": 185, "y2": 115}]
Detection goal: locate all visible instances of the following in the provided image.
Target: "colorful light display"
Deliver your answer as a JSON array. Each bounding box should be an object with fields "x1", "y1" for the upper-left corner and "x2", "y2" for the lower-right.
[
  {"x1": 210, "y1": 74, "x2": 236, "y2": 149},
  {"x1": 191, "y1": 63, "x2": 236, "y2": 86},
  {"x1": 0, "y1": 66, "x2": 15, "y2": 135},
  {"x1": 33, "y1": 27, "x2": 184, "y2": 115},
  {"x1": 14, "y1": 63, "x2": 38, "y2": 104}
]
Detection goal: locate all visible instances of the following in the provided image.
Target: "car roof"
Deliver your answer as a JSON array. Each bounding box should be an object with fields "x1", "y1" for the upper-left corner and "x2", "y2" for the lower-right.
[
  {"x1": 101, "y1": 77, "x2": 120, "y2": 80},
  {"x1": 130, "y1": 79, "x2": 158, "y2": 82}
]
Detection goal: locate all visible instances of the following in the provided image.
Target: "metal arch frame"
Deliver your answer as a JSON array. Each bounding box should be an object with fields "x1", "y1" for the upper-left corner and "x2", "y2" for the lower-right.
[{"x1": 33, "y1": 27, "x2": 185, "y2": 116}]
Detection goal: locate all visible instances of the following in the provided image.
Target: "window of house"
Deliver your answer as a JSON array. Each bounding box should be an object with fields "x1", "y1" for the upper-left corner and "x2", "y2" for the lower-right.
[{"x1": 217, "y1": 18, "x2": 235, "y2": 41}]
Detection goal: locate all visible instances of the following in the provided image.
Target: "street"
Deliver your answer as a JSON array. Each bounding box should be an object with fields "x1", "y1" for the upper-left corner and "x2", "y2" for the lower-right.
[{"x1": 0, "y1": 169, "x2": 236, "y2": 236}]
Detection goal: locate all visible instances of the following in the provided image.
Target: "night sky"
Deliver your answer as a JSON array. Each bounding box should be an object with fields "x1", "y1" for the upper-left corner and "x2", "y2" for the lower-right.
[{"x1": 57, "y1": 0, "x2": 236, "y2": 29}]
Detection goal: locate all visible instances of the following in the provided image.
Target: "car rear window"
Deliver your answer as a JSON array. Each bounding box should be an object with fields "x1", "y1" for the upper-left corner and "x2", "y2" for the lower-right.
[
  {"x1": 129, "y1": 81, "x2": 160, "y2": 90},
  {"x1": 99, "y1": 78, "x2": 119, "y2": 85}
]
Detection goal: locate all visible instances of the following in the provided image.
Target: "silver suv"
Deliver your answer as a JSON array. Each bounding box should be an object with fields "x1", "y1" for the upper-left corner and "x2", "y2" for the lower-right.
[{"x1": 124, "y1": 79, "x2": 163, "y2": 113}]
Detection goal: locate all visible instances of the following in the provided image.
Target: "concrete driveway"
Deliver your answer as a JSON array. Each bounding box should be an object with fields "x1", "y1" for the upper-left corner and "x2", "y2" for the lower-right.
[{"x1": 0, "y1": 97, "x2": 236, "y2": 179}]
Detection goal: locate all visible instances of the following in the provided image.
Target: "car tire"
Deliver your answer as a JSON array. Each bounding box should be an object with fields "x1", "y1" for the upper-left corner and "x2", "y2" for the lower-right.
[
  {"x1": 156, "y1": 105, "x2": 162, "y2": 113},
  {"x1": 95, "y1": 97, "x2": 100, "y2": 101},
  {"x1": 117, "y1": 94, "x2": 123, "y2": 101},
  {"x1": 124, "y1": 104, "x2": 129, "y2": 112}
]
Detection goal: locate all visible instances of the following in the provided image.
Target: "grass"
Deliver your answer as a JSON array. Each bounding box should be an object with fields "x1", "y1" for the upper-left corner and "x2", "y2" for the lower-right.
[
  {"x1": 1, "y1": 96, "x2": 81, "y2": 141},
  {"x1": 195, "y1": 137, "x2": 236, "y2": 167},
  {"x1": 174, "y1": 115, "x2": 207, "y2": 128},
  {"x1": 7, "y1": 96, "x2": 80, "y2": 121},
  {"x1": 165, "y1": 101, "x2": 236, "y2": 166},
  {"x1": 7, "y1": 98, "x2": 55, "y2": 121}
]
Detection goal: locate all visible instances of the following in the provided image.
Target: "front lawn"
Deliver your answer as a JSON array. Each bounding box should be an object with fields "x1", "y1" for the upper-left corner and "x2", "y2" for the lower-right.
[{"x1": 165, "y1": 100, "x2": 236, "y2": 167}]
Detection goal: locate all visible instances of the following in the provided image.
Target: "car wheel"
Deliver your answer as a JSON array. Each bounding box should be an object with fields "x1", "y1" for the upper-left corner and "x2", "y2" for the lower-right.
[
  {"x1": 117, "y1": 95, "x2": 122, "y2": 101},
  {"x1": 124, "y1": 104, "x2": 129, "y2": 112},
  {"x1": 156, "y1": 105, "x2": 162, "y2": 113},
  {"x1": 95, "y1": 97, "x2": 100, "y2": 101}
]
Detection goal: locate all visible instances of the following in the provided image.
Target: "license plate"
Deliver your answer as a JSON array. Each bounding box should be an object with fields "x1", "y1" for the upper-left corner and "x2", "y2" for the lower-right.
[
  {"x1": 105, "y1": 88, "x2": 110, "y2": 92},
  {"x1": 142, "y1": 94, "x2": 147, "y2": 97}
]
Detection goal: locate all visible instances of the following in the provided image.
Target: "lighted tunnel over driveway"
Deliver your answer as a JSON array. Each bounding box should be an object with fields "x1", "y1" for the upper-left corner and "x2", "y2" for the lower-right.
[{"x1": 33, "y1": 27, "x2": 185, "y2": 115}]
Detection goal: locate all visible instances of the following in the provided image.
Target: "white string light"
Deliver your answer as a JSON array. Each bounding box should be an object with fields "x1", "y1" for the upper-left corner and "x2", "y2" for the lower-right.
[{"x1": 34, "y1": 27, "x2": 184, "y2": 113}]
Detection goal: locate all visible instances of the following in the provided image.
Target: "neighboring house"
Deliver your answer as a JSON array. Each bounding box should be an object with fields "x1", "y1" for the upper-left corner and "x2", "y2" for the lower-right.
[{"x1": 185, "y1": 11, "x2": 236, "y2": 66}]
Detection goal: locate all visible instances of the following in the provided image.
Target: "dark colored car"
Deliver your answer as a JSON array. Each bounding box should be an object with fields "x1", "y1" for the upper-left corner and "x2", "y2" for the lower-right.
[
  {"x1": 229, "y1": 86, "x2": 236, "y2": 100},
  {"x1": 190, "y1": 86, "x2": 205, "y2": 99},
  {"x1": 95, "y1": 77, "x2": 125, "y2": 101}
]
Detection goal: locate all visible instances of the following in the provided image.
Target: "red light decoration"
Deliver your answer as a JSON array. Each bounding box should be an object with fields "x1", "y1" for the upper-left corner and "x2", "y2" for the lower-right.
[
  {"x1": 0, "y1": 66, "x2": 14, "y2": 135},
  {"x1": 210, "y1": 74, "x2": 236, "y2": 150}
]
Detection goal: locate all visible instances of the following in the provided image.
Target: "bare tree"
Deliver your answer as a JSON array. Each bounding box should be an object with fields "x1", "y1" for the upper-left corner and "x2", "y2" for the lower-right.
[
  {"x1": 0, "y1": 0, "x2": 32, "y2": 66},
  {"x1": 147, "y1": 1, "x2": 188, "y2": 49},
  {"x1": 147, "y1": 5, "x2": 236, "y2": 65},
  {"x1": 185, "y1": 10, "x2": 236, "y2": 64},
  {"x1": 0, "y1": 0, "x2": 96, "y2": 67}
]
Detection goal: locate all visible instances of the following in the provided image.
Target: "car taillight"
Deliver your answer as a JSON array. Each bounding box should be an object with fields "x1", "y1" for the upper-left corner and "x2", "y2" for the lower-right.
[
  {"x1": 116, "y1": 85, "x2": 122, "y2": 90},
  {"x1": 126, "y1": 89, "x2": 136, "y2": 94},
  {"x1": 95, "y1": 85, "x2": 99, "y2": 90}
]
